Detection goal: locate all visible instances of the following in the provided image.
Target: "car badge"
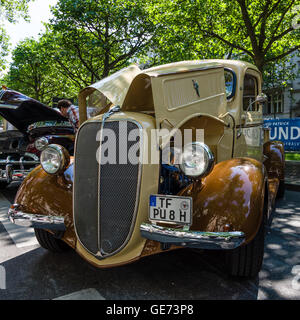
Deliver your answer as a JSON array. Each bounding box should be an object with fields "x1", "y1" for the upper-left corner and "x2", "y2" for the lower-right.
[
  {"x1": 180, "y1": 201, "x2": 189, "y2": 211},
  {"x1": 192, "y1": 80, "x2": 200, "y2": 97}
]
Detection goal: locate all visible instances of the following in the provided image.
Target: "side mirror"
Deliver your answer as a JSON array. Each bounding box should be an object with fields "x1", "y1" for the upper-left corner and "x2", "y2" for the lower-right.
[
  {"x1": 246, "y1": 93, "x2": 268, "y2": 113},
  {"x1": 242, "y1": 93, "x2": 267, "y2": 125},
  {"x1": 255, "y1": 93, "x2": 268, "y2": 104}
]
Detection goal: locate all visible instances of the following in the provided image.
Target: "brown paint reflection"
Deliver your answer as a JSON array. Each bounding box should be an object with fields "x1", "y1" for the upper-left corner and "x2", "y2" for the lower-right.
[
  {"x1": 263, "y1": 141, "x2": 285, "y2": 180},
  {"x1": 15, "y1": 166, "x2": 76, "y2": 248},
  {"x1": 179, "y1": 158, "x2": 265, "y2": 243}
]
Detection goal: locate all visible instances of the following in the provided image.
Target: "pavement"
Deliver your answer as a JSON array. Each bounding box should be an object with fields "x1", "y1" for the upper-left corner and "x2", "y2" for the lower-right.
[
  {"x1": 0, "y1": 182, "x2": 299, "y2": 300},
  {"x1": 285, "y1": 160, "x2": 300, "y2": 189}
]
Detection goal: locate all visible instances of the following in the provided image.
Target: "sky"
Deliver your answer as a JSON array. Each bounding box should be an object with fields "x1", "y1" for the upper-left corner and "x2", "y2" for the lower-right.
[{"x1": 3, "y1": 0, "x2": 58, "y2": 64}]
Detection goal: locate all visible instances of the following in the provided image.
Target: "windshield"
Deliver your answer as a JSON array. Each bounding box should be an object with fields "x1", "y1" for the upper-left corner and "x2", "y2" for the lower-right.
[{"x1": 86, "y1": 90, "x2": 110, "y2": 117}]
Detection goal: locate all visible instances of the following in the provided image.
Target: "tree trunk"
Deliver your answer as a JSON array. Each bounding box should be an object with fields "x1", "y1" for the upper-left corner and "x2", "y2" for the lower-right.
[{"x1": 254, "y1": 54, "x2": 265, "y2": 74}]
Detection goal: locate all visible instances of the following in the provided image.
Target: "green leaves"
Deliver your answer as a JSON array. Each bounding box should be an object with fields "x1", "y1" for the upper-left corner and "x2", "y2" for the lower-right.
[
  {"x1": 0, "y1": 0, "x2": 32, "y2": 72},
  {"x1": 2, "y1": 0, "x2": 299, "y2": 96},
  {"x1": 0, "y1": 0, "x2": 31, "y2": 23},
  {"x1": 46, "y1": 0, "x2": 156, "y2": 82},
  {"x1": 3, "y1": 37, "x2": 78, "y2": 104},
  {"x1": 2, "y1": 0, "x2": 157, "y2": 101},
  {"x1": 146, "y1": 0, "x2": 300, "y2": 87}
]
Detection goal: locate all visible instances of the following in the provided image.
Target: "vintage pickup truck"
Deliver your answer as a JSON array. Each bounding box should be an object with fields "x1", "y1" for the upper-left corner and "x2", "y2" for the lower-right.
[{"x1": 8, "y1": 60, "x2": 284, "y2": 278}]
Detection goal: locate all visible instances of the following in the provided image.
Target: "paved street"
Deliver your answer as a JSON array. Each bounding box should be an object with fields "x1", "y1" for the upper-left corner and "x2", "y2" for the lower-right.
[
  {"x1": 0, "y1": 182, "x2": 300, "y2": 300},
  {"x1": 285, "y1": 161, "x2": 300, "y2": 187}
]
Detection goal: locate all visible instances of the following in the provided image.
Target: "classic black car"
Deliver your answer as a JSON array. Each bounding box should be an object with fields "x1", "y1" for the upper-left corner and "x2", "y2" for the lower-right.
[{"x1": 0, "y1": 87, "x2": 75, "y2": 188}]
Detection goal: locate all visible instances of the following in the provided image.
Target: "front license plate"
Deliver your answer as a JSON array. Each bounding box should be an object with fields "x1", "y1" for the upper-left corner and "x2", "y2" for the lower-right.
[{"x1": 149, "y1": 195, "x2": 192, "y2": 225}]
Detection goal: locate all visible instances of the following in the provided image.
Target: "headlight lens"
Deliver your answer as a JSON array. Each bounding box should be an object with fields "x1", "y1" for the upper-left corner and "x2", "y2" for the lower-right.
[
  {"x1": 34, "y1": 137, "x2": 49, "y2": 151},
  {"x1": 41, "y1": 144, "x2": 70, "y2": 175},
  {"x1": 180, "y1": 142, "x2": 214, "y2": 178}
]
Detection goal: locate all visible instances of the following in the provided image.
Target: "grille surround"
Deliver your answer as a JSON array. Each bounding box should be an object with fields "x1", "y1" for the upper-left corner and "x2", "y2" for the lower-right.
[{"x1": 73, "y1": 119, "x2": 142, "y2": 259}]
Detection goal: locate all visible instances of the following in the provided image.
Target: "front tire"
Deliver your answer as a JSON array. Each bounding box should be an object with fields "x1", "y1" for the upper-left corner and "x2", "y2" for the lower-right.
[
  {"x1": 35, "y1": 228, "x2": 70, "y2": 253},
  {"x1": 276, "y1": 180, "x2": 285, "y2": 199},
  {"x1": 225, "y1": 203, "x2": 267, "y2": 278}
]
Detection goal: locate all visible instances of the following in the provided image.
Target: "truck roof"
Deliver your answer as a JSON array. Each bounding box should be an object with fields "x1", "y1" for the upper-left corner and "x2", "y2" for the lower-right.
[{"x1": 143, "y1": 59, "x2": 259, "y2": 75}]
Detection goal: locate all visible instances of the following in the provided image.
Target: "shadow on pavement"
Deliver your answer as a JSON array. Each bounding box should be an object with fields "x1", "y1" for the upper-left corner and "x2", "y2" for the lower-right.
[
  {"x1": 0, "y1": 245, "x2": 260, "y2": 300},
  {"x1": 0, "y1": 190, "x2": 299, "y2": 300}
]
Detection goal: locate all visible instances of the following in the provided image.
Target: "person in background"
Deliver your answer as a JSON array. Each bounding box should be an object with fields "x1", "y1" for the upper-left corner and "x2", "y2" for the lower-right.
[{"x1": 57, "y1": 99, "x2": 79, "y2": 132}]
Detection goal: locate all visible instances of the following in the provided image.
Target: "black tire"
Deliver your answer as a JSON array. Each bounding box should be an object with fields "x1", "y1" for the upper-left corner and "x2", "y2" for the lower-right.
[
  {"x1": 0, "y1": 181, "x2": 9, "y2": 189},
  {"x1": 276, "y1": 180, "x2": 285, "y2": 199},
  {"x1": 34, "y1": 228, "x2": 70, "y2": 253},
  {"x1": 225, "y1": 207, "x2": 266, "y2": 278}
]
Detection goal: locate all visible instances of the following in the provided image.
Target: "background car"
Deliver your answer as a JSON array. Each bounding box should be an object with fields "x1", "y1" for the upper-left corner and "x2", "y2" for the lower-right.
[{"x1": 0, "y1": 86, "x2": 75, "y2": 188}]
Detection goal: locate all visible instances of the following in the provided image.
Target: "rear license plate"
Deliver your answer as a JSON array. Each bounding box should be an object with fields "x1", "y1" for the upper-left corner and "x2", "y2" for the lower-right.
[{"x1": 149, "y1": 195, "x2": 192, "y2": 225}]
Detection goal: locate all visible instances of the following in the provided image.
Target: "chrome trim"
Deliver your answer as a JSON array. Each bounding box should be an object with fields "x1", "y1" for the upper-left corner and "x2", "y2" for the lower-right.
[
  {"x1": 73, "y1": 120, "x2": 101, "y2": 258},
  {"x1": 24, "y1": 152, "x2": 40, "y2": 161},
  {"x1": 8, "y1": 204, "x2": 66, "y2": 231},
  {"x1": 5, "y1": 164, "x2": 12, "y2": 183},
  {"x1": 140, "y1": 223, "x2": 245, "y2": 250},
  {"x1": 0, "y1": 152, "x2": 40, "y2": 165},
  {"x1": 0, "y1": 104, "x2": 18, "y2": 110},
  {"x1": 40, "y1": 144, "x2": 70, "y2": 175},
  {"x1": 98, "y1": 107, "x2": 121, "y2": 257},
  {"x1": 0, "y1": 168, "x2": 34, "y2": 183},
  {"x1": 0, "y1": 160, "x2": 39, "y2": 165},
  {"x1": 34, "y1": 136, "x2": 49, "y2": 151},
  {"x1": 179, "y1": 142, "x2": 215, "y2": 179},
  {"x1": 28, "y1": 121, "x2": 72, "y2": 131},
  {"x1": 19, "y1": 156, "x2": 24, "y2": 171},
  {"x1": 0, "y1": 152, "x2": 40, "y2": 183}
]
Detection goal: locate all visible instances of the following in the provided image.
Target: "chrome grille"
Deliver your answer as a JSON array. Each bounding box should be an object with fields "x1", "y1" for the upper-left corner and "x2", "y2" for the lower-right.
[
  {"x1": 74, "y1": 120, "x2": 141, "y2": 258},
  {"x1": 74, "y1": 121, "x2": 100, "y2": 255}
]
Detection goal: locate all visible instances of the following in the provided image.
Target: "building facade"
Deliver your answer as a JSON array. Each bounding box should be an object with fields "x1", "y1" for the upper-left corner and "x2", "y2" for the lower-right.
[{"x1": 263, "y1": 53, "x2": 300, "y2": 119}]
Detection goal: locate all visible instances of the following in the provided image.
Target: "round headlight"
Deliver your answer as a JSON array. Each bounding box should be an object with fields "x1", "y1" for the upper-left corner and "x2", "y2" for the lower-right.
[
  {"x1": 180, "y1": 142, "x2": 214, "y2": 178},
  {"x1": 34, "y1": 137, "x2": 49, "y2": 151},
  {"x1": 40, "y1": 144, "x2": 70, "y2": 175}
]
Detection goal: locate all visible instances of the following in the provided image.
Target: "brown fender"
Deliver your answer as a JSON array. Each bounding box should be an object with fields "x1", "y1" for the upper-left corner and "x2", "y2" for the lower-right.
[
  {"x1": 178, "y1": 157, "x2": 268, "y2": 245},
  {"x1": 13, "y1": 164, "x2": 76, "y2": 248},
  {"x1": 263, "y1": 140, "x2": 285, "y2": 181}
]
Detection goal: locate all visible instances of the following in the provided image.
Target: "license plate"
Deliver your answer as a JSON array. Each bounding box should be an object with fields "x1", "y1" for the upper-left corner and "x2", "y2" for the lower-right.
[{"x1": 149, "y1": 195, "x2": 192, "y2": 225}]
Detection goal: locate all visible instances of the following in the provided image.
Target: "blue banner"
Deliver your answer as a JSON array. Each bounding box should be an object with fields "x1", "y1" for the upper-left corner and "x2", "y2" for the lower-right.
[{"x1": 264, "y1": 118, "x2": 300, "y2": 151}]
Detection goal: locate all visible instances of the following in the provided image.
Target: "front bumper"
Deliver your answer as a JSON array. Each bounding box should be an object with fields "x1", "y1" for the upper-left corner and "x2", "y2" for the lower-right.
[
  {"x1": 8, "y1": 204, "x2": 66, "y2": 231},
  {"x1": 0, "y1": 153, "x2": 40, "y2": 183},
  {"x1": 0, "y1": 168, "x2": 33, "y2": 183},
  {"x1": 140, "y1": 223, "x2": 245, "y2": 250}
]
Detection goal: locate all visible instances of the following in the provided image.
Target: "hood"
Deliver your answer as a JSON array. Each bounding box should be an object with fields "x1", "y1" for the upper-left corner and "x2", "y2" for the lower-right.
[
  {"x1": 78, "y1": 64, "x2": 141, "y2": 106},
  {"x1": 78, "y1": 64, "x2": 142, "y2": 124},
  {"x1": 0, "y1": 87, "x2": 67, "y2": 133}
]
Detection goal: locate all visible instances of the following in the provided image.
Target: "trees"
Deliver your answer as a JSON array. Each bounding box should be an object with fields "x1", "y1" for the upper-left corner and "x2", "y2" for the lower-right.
[
  {"x1": 2, "y1": 0, "x2": 157, "y2": 102},
  {"x1": 2, "y1": 0, "x2": 299, "y2": 101},
  {"x1": 0, "y1": 0, "x2": 31, "y2": 71},
  {"x1": 2, "y1": 0, "x2": 157, "y2": 103},
  {"x1": 47, "y1": 0, "x2": 156, "y2": 85},
  {"x1": 146, "y1": 0, "x2": 300, "y2": 73},
  {"x1": 3, "y1": 37, "x2": 77, "y2": 104},
  {"x1": 0, "y1": 0, "x2": 30, "y2": 22}
]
